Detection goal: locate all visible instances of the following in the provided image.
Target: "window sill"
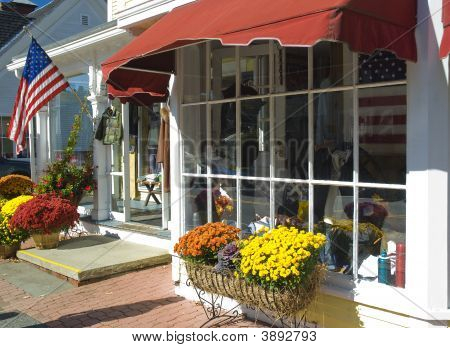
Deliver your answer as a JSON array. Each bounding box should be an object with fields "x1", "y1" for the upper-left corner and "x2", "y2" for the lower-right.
[{"x1": 321, "y1": 272, "x2": 450, "y2": 321}]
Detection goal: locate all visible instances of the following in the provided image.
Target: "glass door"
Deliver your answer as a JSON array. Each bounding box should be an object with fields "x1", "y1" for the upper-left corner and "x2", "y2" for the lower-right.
[{"x1": 109, "y1": 101, "x2": 130, "y2": 221}]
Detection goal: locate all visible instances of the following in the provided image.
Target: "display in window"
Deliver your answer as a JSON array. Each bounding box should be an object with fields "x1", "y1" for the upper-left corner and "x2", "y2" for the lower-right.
[
  {"x1": 182, "y1": 105, "x2": 207, "y2": 174},
  {"x1": 212, "y1": 102, "x2": 236, "y2": 174},
  {"x1": 240, "y1": 180, "x2": 270, "y2": 234},
  {"x1": 313, "y1": 42, "x2": 353, "y2": 89},
  {"x1": 359, "y1": 86, "x2": 407, "y2": 185},
  {"x1": 274, "y1": 182, "x2": 309, "y2": 229},
  {"x1": 241, "y1": 98, "x2": 269, "y2": 177},
  {"x1": 357, "y1": 188, "x2": 406, "y2": 287},
  {"x1": 211, "y1": 41, "x2": 236, "y2": 100},
  {"x1": 211, "y1": 179, "x2": 236, "y2": 226},
  {"x1": 358, "y1": 51, "x2": 406, "y2": 85},
  {"x1": 274, "y1": 95, "x2": 308, "y2": 179}
]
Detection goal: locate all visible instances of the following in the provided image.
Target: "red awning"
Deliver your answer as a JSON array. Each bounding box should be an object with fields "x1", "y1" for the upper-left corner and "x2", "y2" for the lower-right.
[
  {"x1": 440, "y1": 0, "x2": 450, "y2": 58},
  {"x1": 103, "y1": 0, "x2": 417, "y2": 100}
]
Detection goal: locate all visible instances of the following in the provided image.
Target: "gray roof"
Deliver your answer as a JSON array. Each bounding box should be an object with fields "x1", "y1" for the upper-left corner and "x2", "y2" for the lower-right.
[
  {"x1": 13, "y1": 0, "x2": 37, "y2": 6},
  {"x1": 0, "y1": 6, "x2": 31, "y2": 48}
]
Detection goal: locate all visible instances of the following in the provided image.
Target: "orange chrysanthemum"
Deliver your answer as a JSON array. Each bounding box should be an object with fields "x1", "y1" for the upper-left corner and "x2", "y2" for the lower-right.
[{"x1": 174, "y1": 222, "x2": 240, "y2": 265}]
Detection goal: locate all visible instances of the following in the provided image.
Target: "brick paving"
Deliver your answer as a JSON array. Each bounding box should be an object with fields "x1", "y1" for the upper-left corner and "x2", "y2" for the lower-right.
[{"x1": 0, "y1": 260, "x2": 266, "y2": 328}]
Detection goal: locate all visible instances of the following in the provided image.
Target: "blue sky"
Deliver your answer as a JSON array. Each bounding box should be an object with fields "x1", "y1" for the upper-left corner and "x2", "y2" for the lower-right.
[
  {"x1": 29, "y1": 0, "x2": 52, "y2": 8},
  {"x1": 2, "y1": 0, "x2": 52, "y2": 8}
]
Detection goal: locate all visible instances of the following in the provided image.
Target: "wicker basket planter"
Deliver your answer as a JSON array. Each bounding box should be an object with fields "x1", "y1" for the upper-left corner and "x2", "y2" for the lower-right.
[
  {"x1": 185, "y1": 262, "x2": 325, "y2": 318},
  {"x1": 32, "y1": 232, "x2": 60, "y2": 249},
  {"x1": 0, "y1": 243, "x2": 20, "y2": 259}
]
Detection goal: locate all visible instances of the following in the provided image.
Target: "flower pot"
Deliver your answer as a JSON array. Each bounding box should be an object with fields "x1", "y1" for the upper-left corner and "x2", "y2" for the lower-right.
[
  {"x1": 0, "y1": 243, "x2": 20, "y2": 259},
  {"x1": 185, "y1": 262, "x2": 325, "y2": 318},
  {"x1": 32, "y1": 232, "x2": 60, "y2": 249}
]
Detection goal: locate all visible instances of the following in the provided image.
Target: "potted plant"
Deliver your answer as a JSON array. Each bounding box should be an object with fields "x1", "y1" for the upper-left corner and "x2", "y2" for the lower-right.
[
  {"x1": 175, "y1": 222, "x2": 327, "y2": 319},
  {"x1": 0, "y1": 174, "x2": 33, "y2": 199},
  {"x1": 0, "y1": 195, "x2": 34, "y2": 258},
  {"x1": 9, "y1": 194, "x2": 79, "y2": 249},
  {"x1": 34, "y1": 114, "x2": 96, "y2": 206}
]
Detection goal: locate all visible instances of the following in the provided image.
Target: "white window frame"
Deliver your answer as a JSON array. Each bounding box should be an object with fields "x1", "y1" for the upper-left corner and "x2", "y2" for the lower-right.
[{"x1": 177, "y1": 40, "x2": 420, "y2": 316}]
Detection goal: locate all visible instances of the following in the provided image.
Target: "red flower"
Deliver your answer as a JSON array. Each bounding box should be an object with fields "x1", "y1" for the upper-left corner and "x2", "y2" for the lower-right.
[{"x1": 84, "y1": 185, "x2": 91, "y2": 191}]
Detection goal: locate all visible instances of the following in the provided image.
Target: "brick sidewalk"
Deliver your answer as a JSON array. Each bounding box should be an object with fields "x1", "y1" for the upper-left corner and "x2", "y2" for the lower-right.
[{"x1": 0, "y1": 261, "x2": 265, "y2": 328}]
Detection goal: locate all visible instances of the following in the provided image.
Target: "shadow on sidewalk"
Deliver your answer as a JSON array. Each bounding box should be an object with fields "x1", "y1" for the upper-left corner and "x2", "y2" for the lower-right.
[{"x1": 42, "y1": 296, "x2": 183, "y2": 327}]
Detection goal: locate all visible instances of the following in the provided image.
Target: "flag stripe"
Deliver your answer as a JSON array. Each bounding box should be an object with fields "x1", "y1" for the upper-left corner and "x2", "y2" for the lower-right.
[{"x1": 25, "y1": 74, "x2": 65, "y2": 116}]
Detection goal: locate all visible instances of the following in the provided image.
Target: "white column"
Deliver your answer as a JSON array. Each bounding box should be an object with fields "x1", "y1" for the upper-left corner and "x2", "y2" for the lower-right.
[
  {"x1": 170, "y1": 54, "x2": 183, "y2": 283},
  {"x1": 406, "y1": 0, "x2": 449, "y2": 314},
  {"x1": 35, "y1": 105, "x2": 49, "y2": 179},
  {"x1": 88, "y1": 65, "x2": 110, "y2": 221}
]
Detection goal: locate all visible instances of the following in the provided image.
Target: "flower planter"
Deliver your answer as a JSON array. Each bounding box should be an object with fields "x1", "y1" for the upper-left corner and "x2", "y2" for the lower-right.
[
  {"x1": 185, "y1": 262, "x2": 325, "y2": 318},
  {"x1": 32, "y1": 232, "x2": 60, "y2": 249},
  {"x1": 0, "y1": 243, "x2": 20, "y2": 259}
]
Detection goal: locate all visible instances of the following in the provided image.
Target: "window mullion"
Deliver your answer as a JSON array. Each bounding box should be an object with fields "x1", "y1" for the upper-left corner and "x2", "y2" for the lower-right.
[
  {"x1": 307, "y1": 46, "x2": 314, "y2": 233},
  {"x1": 236, "y1": 46, "x2": 242, "y2": 229},
  {"x1": 352, "y1": 52, "x2": 360, "y2": 281},
  {"x1": 269, "y1": 41, "x2": 275, "y2": 228}
]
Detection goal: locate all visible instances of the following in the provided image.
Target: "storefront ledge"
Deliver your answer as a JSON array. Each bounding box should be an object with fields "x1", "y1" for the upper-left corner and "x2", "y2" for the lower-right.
[{"x1": 321, "y1": 272, "x2": 450, "y2": 322}]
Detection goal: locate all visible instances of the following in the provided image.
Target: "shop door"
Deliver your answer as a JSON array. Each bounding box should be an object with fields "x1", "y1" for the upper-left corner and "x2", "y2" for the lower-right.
[{"x1": 109, "y1": 102, "x2": 131, "y2": 222}]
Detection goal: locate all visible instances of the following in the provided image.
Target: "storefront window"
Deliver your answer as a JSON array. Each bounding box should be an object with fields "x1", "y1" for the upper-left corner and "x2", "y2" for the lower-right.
[
  {"x1": 211, "y1": 41, "x2": 236, "y2": 100},
  {"x1": 181, "y1": 41, "x2": 407, "y2": 289},
  {"x1": 274, "y1": 95, "x2": 308, "y2": 179},
  {"x1": 182, "y1": 105, "x2": 207, "y2": 174},
  {"x1": 241, "y1": 97, "x2": 270, "y2": 177},
  {"x1": 211, "y1": 102, "x2": 236, "y2": 174},
  {"x1": 358, "y1": 86, "x2": 407, "y2": 185}
]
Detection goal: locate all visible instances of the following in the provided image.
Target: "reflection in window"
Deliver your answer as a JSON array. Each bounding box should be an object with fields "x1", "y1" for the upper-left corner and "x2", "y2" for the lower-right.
[
  {"x1": 357, "y1": 188, "x2": 406, "y2": 287},
  {"x1": 240, "y1": 180, "x2": 270, "y2": 234},
  {"x1": 274, "y1": 95, "x2": 308, "y2": 179},
  {"x1": 182, "y1": 105, "x2": 207, "y2": 174},
  {"x1": 314, "y1": 91, "x2": 353, "y2": 182},
  {"x1": 285, "y1": 47, "x2": 308, "y2": 91},
  {"x1": 184, "y1": 177, "x2": 208, "y2": 229},
  {"x1": 313, "y1": 42, "x2": 353, "y2": 89},
  {"x1": 275, "y1": 182, "x2": 308, "y2": 229},
  {"x1": 183, "y1": 43, "x2": 207, "y2": 103},
  {"x1": 212, "y1": 103, "x2": 236, "y2": 174},
  {"x1": 359, "y1": 86, "x2": 407, "y2": 185},
  {"x1": 211, "y1": 41, "x2": 236, "y2": 100},
  {"x1": 358, "y1": 51, "x2": 406, "y2": 85},
  {"x1": 241, "y1": 98, "x2": 270, "y2": 177},
  {"x1": 211, "y1": 179, "x2": 237, "y2": 225},
  {"x1": 315, "y1": 185, "x2": 354, "y2": 274}
]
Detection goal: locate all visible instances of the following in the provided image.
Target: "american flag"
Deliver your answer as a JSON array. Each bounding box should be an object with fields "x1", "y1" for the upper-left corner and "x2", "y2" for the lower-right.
[
  {"x1": 7, "y1": 38, "x2": 69, "y2": 153},
  {"x1": 358, "y1": 51, "x2": 407, "y2": 146}
]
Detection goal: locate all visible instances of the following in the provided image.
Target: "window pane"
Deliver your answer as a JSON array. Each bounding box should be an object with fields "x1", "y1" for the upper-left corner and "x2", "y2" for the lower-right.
[
  {"x1": 182, "y1": 105, "x2": 207, "y2": 174},
  {"x1": 111, "y1": 176, "x2": 124, "y2": 214},
  {"x1": 275, "y1": 182, "x2": 308, "y2": 229},
  {"x1": 184, "y1": 177, "x2": 208, "y2": 230},
  {"x1": 357, "y1": 188, "x2": 406, "y2": 287},
  {"x1": 183, "y1": 43, "x2": 207, "y2": 103},
  {"x1": 315, "y1": 185, "x2": 354, "y2": 275},
  {"x1": 314, "y1": 90, "x2": 354, "y2": 182},
  {"x1": 211, "y1": 178, "x2": 237, "y2": 226},
  {"x1": 241, "y1": 97, "x2": 270, "y2": 177},
  {"x1": 240, "y1": 179, "x2": 271, "y2": 233},
  {"x1": 359, "y1": 85, "x2": 406, "y2": 185},
  {"x1": 285, "y1": 47, "x2": 308, "y2": 92},
  {"x1": 358, "y1": 51, "x2": 406, "y2": 85},
  {"x1": 240, "y1": 42, "x2": 270, "y2": 96},
  {"x1": 211, "y1": 102, "x2": 236, "y2": 174},
  {"x1": 274, "y1": 95, "x2": 308, "y2": 179},
  {"x1": 313, "y1": 42, "x2": 353, "y2": 89},
  {"x1": 211, "y1": 41, "x2": 236, "y2": 100}
]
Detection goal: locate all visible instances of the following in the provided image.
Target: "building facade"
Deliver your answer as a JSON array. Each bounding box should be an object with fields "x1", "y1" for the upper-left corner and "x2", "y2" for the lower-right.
[{"x1": 7, "y1": 0, "x2": 450, "y2": 327}]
